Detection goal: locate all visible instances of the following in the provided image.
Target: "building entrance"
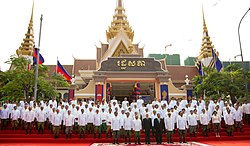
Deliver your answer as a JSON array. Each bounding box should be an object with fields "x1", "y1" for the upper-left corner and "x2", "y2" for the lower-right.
[{"x1": 107, "y1": 82, "x2": 155, "y2": 103}]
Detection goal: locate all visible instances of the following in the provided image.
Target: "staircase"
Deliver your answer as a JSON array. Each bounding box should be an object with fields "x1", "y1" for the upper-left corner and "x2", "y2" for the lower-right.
[{"x1": 0, "y1": 124, "x2": 250, "y2": 143}]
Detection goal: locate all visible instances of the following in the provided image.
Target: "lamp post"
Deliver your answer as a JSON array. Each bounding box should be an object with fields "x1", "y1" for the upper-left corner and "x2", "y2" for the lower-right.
[
  {"x1": 238, "y1": 7, "x2": 250, "y2": 99},
  {"x1": 164, "y1": 44, "x2": 172, "y2": 63}
]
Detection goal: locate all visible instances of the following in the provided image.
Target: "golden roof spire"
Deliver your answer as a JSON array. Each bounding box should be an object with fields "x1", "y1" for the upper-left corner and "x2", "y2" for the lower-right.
[
  {"x1": 197, "y1": 6, "x2": 217, "y2": 61},
  {"x1": 16, "y1": 0, "x2": 35, "y2": 57},
  {"x1": 106, "y1": 0, "x2": 134, "y2": 42}
]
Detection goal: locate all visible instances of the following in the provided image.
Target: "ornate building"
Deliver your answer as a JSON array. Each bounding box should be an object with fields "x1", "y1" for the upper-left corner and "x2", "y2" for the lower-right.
[
  {"x1": 196, "y1": 8, "x2": 220, "y2": 68},
  {"x1": 16, "y1": 2, "x2": 35, "y2": 63},
  {"x1": 17, "y1": 0, "x2": 200, "y2": 101}
]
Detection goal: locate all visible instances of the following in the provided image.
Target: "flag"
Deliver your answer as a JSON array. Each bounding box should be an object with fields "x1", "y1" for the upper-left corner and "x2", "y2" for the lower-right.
[
  {"x1": 212, "y1": 49, "x2": 223, "y2": 72},
  {"x1": 33, "y1": 48, "x2": 44, "y2": 65},
  {"x1": 196, "y1": 61, "x2": 204, "y2": 76},
  {"x1": 106, "y1": 83, "x2": 112, "y2": 96},
  {"x1": 134, "y1": 82, "x2": 140, "y2": 95},
  {"x1": 68, "y1": 90, "x2": 74, "y2": 101},
  {"x1": 56, "y1": 60, "x2": 72, "y2": 82}
]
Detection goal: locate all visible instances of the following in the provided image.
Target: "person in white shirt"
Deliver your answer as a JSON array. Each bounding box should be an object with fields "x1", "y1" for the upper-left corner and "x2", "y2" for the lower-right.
[
  {"x1": 177, "y1": 111, "x2": 188, "y2": 143},
  {"x1": 137, "y1": 96, "x2": 144, "y2": 109},
  {"x1": 110, "y1": 96, "x2": 118, "y2": 105},
  {"x1": 53, "y1": 109, "x2": 62, "y2": 138},
  {"x1": 64, "y1": 110, "x2": 74, "y2": 139},
  {"x1": 106, "y1": 108, "x2": 113, "y2": 138},
  {"x1": 100, "y1": 108, "x2": 107, "y2": 134},
  {"x1": 21, "y1": 105, "x2": 28, "y2": 130},
  {"x1": 78, "y1": 109, "x2": 87, "y2": 138},
  {"x1": 235, "y1": 105, "x2": 243, "y2": 132},
  {"x1": 124, "y1": 112, "x2": 133, "y2": 144},
  {"x1": 243, "y1": 102, "x2": 250, "y2": 125},
  {"x1": 0, "y1": 105, "x2": 9, "y2": 130},
  {"x1": 111, "y1": 112, "x2": 121, "y2": 144},
  {"x1": 36, "y1": 107, "x2": 46, "y2": 134},
  {"x1": 224, "y1": 109, "x2": 234, "y2": 136},
  {"x1": 200, "y1": 109, "x2": 210, "y2": 137},
  {"x1": 188, "y1": 110, "x2": 198, "y2": 137},
  {"x1": 165, "y1": 112, "x2": 174, "y2": 143},
  {"x1": 11, "y1": 106, "x2": 20, "y2": 130},
  {"x1": 25, "y1": 107, "x2": 35, "y2": 134},
  {"x1": 86, "y1": 107, "x2": 95, "y2": 134},
  {"x1": 94, "y1": 109, "x2": 102, "y2": 138},
  {"x1": 49, "y1": 98, "x2": 57, "y2": 108},
  {"x1": 212, "y1": 111, "x2": 221, "y2": 137},
  {"x1": 122, "y1": 97, "x2": 129, "y2": 110},
  {"x1": 133, "y1": 115, "x2": 142, "y2": 144}
]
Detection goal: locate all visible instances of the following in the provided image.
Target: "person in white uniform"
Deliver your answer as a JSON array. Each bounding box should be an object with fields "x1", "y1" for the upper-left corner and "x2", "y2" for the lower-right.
[
  {"x1": 36, "y1": 106, "x2": 46, "y2": 134},
  {"x1": 53, "y1": 109, "x2": 62, "y2": 138},
  {"x1": 165, "y1": 112, "x2": 174, "y2": 143},
  {"x1": 111, "y1": 112, "x2": 120, "y2": 144},
  {"x1": 25, "y1": 107, "x2": 35, "y2": 134},
  {"x1": 64, "y1": 110, "x2": 74, "y2": 139},
  {"x1": 133, "y1": 115, "x2": 142, "y2": 144},
  {"x1": 11, "y1": 106, "x2": 20, "y2": 130}
]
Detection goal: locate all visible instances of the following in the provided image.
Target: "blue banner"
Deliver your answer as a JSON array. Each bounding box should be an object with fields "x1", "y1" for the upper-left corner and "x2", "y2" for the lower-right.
[
  {"x1": 160, "y1": 84, "x2": 169, "y2": 101},
  {"x1": 187, "y1": 90, "x2": 192, "y2": 97}
]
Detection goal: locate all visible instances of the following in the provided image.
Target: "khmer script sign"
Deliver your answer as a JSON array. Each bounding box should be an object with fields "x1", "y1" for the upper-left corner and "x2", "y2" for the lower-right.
[{"x1": 99, "y1": 57, "x2": 164, "y2": 71}]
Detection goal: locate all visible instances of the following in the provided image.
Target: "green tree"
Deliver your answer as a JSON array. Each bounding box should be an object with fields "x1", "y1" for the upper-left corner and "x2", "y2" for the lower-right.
[
  {"x1": 0, "y1": 55, "x2": 70, "y2": 102},
  {"x1": 193, "y1": 64, "x2": 249, "y2": 103}
]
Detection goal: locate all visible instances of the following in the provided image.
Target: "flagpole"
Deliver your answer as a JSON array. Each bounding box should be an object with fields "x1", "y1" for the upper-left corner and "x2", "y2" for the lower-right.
[
  {"x1": 34, "y1": 14, "x2": 43, "y2": 101},
  {"x1": 55, "y1": 57, "x2": 58, "y2": 91}
]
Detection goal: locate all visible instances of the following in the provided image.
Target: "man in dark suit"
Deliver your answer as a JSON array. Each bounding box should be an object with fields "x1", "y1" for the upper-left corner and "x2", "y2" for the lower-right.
[
  {"x1": 142, "y1": 113, "x2": 152, "y2": 144},
  {"x1": 154, "y1": 113, "x2": 165, "y2": 144}
]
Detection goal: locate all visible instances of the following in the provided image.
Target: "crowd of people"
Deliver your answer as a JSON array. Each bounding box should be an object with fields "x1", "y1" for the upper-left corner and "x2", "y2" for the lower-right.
[{"x1": 0, "y1": 96, "x2": 250, "y2": 144}]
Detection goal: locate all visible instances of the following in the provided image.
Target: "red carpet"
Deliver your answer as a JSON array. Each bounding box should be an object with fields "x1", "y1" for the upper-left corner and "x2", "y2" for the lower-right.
[
  {"x1": 0, "y1": 124, "x2": 250, "y2": 144},
  {"x1": 202, "y1": 140, "x2": 250, "y2": 146}
]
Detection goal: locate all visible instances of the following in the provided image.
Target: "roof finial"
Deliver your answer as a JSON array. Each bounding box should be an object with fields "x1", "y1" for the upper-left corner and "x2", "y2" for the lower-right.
[
  {"x1": 117, "y1": 0, "x2": 123, "y2": 8},
  {"x1": 16, "y1": 0, "x2": 35, "y2": 57},
  {"x1": 202, "y1": 5, "x2": 208, "y2": 34},
  {"x1": 197, "y1": 5, "x2": 217, "y2": 63}
]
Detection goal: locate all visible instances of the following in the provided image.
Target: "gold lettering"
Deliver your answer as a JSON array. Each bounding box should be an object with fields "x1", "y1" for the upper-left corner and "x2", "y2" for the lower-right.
[
  {"x1": 137, "y1": 60, "x2": 146, "y2": 66},
  {"x1": 121, "y1": 59, "x2": 127, "y2": 67},
  {"x1": 117, "y1": 60, "x2": 120, "y2": 66},
  {"x1": 128, "y1": 61, "x2": 136, "y2": 66}
]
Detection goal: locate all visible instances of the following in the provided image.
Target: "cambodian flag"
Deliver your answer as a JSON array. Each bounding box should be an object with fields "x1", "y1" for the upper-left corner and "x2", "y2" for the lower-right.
[
  {"x1": 33, "y1": 48, "x2": 44, "y2": 65},
  {"x1": 134, "y1": 82, "x2": 140, "y2": 95},
  {"x1": 56, "y1": 60, "x2": 72, "y2": 82}
]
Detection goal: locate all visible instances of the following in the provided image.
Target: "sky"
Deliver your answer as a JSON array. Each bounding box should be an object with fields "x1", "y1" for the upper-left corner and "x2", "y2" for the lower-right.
[{"x1": 0, "y1": 0, "x2": 250, "y2": 71}]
